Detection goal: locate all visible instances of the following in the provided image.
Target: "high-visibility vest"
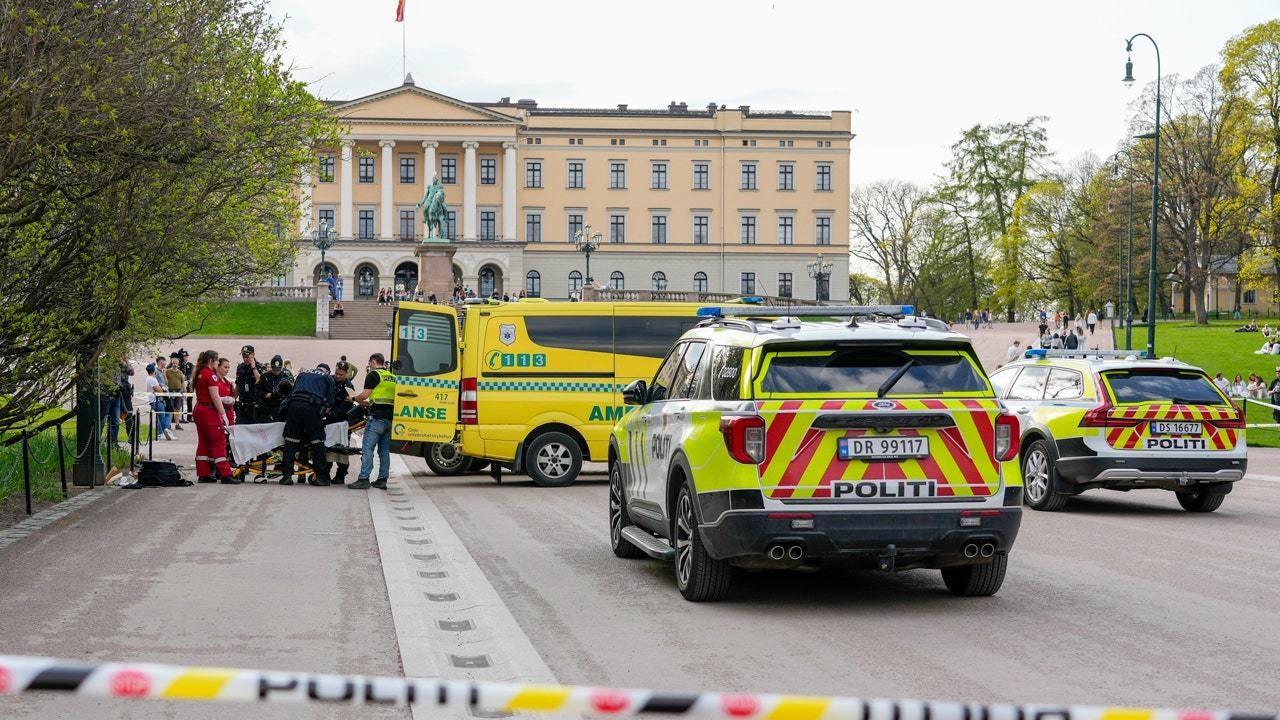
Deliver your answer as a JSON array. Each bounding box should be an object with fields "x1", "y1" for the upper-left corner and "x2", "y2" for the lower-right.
[{"x1": 371, "y1": 368, "x2": 396, "y2": 406}]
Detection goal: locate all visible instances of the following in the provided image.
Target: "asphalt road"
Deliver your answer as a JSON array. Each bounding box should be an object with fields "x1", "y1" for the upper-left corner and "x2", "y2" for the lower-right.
[{"x1": 407, "y1": 457, "x2": 1280, "y2": 712}]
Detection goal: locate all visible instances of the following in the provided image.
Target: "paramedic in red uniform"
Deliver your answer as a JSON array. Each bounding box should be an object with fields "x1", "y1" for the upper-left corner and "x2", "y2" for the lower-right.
[{"x1": 192, "y1": 350, "x2": 237, "y2": 484}]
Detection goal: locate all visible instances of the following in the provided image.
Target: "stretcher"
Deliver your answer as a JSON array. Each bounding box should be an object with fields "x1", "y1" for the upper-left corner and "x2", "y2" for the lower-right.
[{"x1": 227, "y1": 421, "x2": 359, "y2": 483}]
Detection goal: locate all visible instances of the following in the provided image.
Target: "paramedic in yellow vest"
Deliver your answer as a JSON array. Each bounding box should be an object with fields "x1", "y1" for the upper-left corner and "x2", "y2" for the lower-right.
[{"x1": 349, "y1": 353, "x2": 396, "y2": 490}]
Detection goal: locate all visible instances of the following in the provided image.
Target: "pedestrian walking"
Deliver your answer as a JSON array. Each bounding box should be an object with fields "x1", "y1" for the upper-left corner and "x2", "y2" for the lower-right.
[
  {"x1": 178, "y1": 349, "x2": 194, "y2": 423},
  {"x1": 349, "y1": 353, "x2": 395, "y2": 490},
  {"x1": 192, "y1": 350, "x2": 236, "y2": 484},
  {"x1": 1086, "y1": 309, "x2": 1098, "y2": 335}
]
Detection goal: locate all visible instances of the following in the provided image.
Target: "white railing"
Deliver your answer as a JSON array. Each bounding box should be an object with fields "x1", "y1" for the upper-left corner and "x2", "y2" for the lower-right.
[{"x1": 232, "y1": 286, "x2": 316, "y2": 300}]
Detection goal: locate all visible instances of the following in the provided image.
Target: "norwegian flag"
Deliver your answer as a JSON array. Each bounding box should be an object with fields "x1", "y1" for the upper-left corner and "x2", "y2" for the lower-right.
[{"x1": 395, "y1": 0, "x2": 405, "y2": 22}]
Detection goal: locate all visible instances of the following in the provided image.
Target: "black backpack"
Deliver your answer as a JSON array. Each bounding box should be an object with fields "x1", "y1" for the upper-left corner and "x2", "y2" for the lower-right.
[{"x1": 137, "y1": 460, "x2": 191, "y2": 487}]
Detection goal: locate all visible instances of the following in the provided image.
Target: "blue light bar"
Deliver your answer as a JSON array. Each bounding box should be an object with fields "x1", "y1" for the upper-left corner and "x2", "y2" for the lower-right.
[
  {"x1": 697, "y1": 306, "x2": 723, "y2": 317},
  {"x1": 1024, "y1": 348, "x2": 1047, "y2": 359},
  {"x1": 696, "y1": 304, "x2": 916, "y2": 318}
]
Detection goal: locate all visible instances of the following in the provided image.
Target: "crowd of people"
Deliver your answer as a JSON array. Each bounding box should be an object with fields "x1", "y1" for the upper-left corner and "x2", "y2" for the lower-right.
[
  {"x1": 102, "y1": 346, "x2": 398, "y2": 490},
  {"x1": 375, "y1": 284, "x2": 536, "y2": 306}
]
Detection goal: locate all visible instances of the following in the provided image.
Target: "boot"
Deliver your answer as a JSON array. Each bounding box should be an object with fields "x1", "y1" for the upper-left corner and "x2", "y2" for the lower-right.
[
  {"x1": 219, "y1": 476, "x2": 242, "y2": 485},
  {"x1": 370, "y1": 479, "x2": 388, "y2": 490},
  {"x1": 331, "y1": 466, "x2": 347, "y2": 486},
  {"x1": 197, "y1": 476, "x2": 217, "y2": 484},
  {"x1": 348, "y1": 479, "x2": 370, "y2": 489},
  {"x1": 308, "y1": 477, "x2": 330, "y2": 487},
  {"x1": 280, "y1": 476, "x2": 294, "y2": 486}
]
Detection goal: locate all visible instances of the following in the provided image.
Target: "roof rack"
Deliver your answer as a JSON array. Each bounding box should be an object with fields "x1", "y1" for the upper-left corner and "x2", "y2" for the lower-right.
[
  {"x1": 696, "y1": 304, "x2": 914, "y2": 318},
  {"x1": 1024, "y1": 349, "x2": 1149, "y2": 360}
]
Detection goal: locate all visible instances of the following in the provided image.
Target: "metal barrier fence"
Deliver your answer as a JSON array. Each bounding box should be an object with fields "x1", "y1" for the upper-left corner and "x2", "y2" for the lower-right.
[
  {"x1": 0, "y1": 412, "x2": 73, "y2": 515},
  {"x1": 0, "y1": 654, "x2": 1269, "y2": 718}
]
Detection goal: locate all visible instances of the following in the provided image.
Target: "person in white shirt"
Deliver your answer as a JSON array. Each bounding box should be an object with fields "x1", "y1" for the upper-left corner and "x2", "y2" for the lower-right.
[
  {"x1": 1256, "y1": 340, "x2": 1275, "y2": 355},
  {"x1": 1213, "y1": 373, "x2": 1230, "y2": 393},
  {"x1": 1005, "y1": 340, "x2": 1022, "y2": 363},
  {"x1": 1230, "y1": 374, "x2": 1248, "y2": 398},
  {"x1": 1263, "y1": 324, "x2": 1273, "y2": 338},
  {"x1": 1086, "y1": 310, "x2": 1098, "y2": 334}
]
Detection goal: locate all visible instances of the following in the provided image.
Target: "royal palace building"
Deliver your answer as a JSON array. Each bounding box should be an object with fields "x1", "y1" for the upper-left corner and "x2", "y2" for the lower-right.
[{"x1": 291, "y1": 75, "x2": 852, "y2": 301}]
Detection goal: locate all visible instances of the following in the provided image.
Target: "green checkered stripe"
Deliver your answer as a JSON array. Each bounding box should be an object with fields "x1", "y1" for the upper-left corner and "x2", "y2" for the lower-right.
[
  {"x1": 395, "y1": 376, "x2": 460, "y2": 389},
  {"x1": 478, "y1": 381, "x2": 623, "y2": 393}
]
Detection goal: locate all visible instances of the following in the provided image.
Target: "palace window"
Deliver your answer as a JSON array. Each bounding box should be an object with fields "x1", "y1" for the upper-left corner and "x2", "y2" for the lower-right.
[
  {"x1": 445, "y1": 210, "x2": 457, "y2": 239},
  {"x1": 525, "y1": 213, "x2": 542, "y2": 243},
  {"x1": 399, "y1": 156, "x2": 416, "y2": 184},
  {"x1": 610, "y1": 162, "x2": 626, "y2": 189},
  {"x1": 567, "y1": 161, "x2": 584, "y2": 189},
  {"x1": 740, "y1": 215, "x2": 757, "y2": 245},
  {"x1": 693, "y1": 271, "x2": 708, "y2": 293},
  {"x1": 651, "y1": 215, "x2": 667, "y2": 244},
  {"x1": 610, "y1": 214, "x2": 626, "y2": 244},
  {"x1": 815, "y1": 216, "x2": 832, "y2": 245},
  {"x1": 480, "y1": 158, "x2": 497, "y2": 185},
  {"x1": 610, "y1": 271, "x2": 625, "y2": 290},
  {"x1": 358, "y1": 209, "x2": 374, "y2": 239},
  {"x1": 651, "y1": 271, "x2": 667, "y2": 291},
  {"x1": 740, "y1": 163, "x2": 757, "y2": 190},
  {"x1": 816, "y1": 163, "x2": 832, "y2": 191},
  {"x1": 693, "y1": 215, "x2": 709, "y2": 245},
  {"x1": 651, "y1": 162, "x2": 668, "y2": 190},
  {"x1": 525, "y1": 270, "x2": 541, "y2": 298},
  {"x1": 441, "y1": 157, "x2": 457, "y2": 184},
  {"x1": 567, "y1": 213, "x2": 584, "y2": 241},
  {"x1": 777, "y1": 216, "x2": 794, "y2": 245},
  {"x1": 318, "y1": 154, "x2": 335, "y2": 183},
  {"x1": 778, "y1": 163, "x2": 794, "y2": 190},
  {"x1": 479, "y1": 210, "x2": 496, "y2": 240},
  {"x1": 693, "y1": 162, "x2": 709, "y2": 190},
  {"x1": 318, "y1": 208, "x2": 335, "y2": 231},
  {"x1": 358, "y1": 156, "x2": 375, "y2": 183},
  {"x1": 778, "y1": 272, "x2": 793, "y2": 298},
  {"x1": 741, "y1": 272, "x2": 756, "y2": 295},
  {"x1": 568, "y1": 270, "x2": 583, "y2": 293},
  {"x1": 399, "y1": 209, "x2": 416, "y2": 240},
  {"x1": 525, "y1": 161, "x2": 542, "y2": 188}
]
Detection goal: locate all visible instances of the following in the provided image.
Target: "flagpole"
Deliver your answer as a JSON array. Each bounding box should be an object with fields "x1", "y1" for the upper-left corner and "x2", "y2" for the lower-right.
[{"x1": 401, "y1": 18, "x2": 406, "y2": 79}]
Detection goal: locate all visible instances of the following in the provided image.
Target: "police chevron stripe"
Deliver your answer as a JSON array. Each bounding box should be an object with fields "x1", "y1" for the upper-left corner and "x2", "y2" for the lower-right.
[
  {"x1": 395, "y1": 376, "x2": 459, "y2": 389},
  {"x1": 478, "y1": 381, "x2": 623, "y2": 393},
  {"x1": 0, "y1": 655, "x2": 1266, "y2": 720}
]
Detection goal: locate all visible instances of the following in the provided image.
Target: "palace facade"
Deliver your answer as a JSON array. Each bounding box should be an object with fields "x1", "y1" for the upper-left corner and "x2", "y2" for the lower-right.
[{"x1": 291, "y1": 75, "x2": 852, "y2": 301}]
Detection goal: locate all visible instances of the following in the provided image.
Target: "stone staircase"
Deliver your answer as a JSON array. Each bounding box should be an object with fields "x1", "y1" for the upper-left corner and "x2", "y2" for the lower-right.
[{"x1": 328, "y1": 300, "x2": 395, "y2": 340}]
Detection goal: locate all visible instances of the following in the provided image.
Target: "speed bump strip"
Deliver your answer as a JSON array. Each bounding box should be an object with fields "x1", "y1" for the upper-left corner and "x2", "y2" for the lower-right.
[{"x1": 0, "y1": 655, "x2": 1273, "y2": 718}]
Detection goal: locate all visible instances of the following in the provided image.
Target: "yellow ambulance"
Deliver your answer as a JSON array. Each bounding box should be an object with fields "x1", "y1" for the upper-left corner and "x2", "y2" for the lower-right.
[{"x1": 389, "y1": 299, "x2": 704, "y2": 485}]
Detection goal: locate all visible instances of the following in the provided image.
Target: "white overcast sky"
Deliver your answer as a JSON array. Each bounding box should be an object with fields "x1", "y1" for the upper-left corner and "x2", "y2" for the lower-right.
[{"x1": 266, "y1": 0, "x2": 1277, "y2": 187}]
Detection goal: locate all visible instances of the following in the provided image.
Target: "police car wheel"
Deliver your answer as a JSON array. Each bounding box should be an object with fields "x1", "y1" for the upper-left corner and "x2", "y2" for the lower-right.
[
  {"x1": 1175, "y1": 487, "x2": 1227, "y2": 513},
  {"x1": 673, "y1": 482, "x2": 732, "y2": 602},
  {"x1": 609, "y1": 460, "x2": 646, "y2": 559},
  {"x1": 525, "y1": 432, "x2": 582, "y2": 487},
  {"x1": 424, "y1": 442, "x2": 469, "y2": 476},
  {"x1": 941, "y1": 552, "x2": 1008, "y2": 597},
  {"x1": 1022, "y1": 439, "x2": 1068, "y2": 512}
]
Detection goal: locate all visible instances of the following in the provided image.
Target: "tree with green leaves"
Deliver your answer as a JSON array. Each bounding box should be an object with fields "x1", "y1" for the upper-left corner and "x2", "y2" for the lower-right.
[{"x1": 0, "y1": 0, "x2": 338, "y2": 433}]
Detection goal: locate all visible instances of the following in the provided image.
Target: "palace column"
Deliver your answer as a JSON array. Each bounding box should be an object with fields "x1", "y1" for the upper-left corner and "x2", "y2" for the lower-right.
[
  {"x1": 339, "y1": 138, "x2": 354, "y2": 239},
  {"x1": 502, "y1": 141, "x2": 517, "y2": 240},
  {"x1": 422, "y1": 140, "x2": 438, "y2": 187},
  {"x1": 462, "y1": 141, "x2": 479, "y2": 240},
  {"x1": 379, "y1": 139, "x2": 395, "y2": 241}
]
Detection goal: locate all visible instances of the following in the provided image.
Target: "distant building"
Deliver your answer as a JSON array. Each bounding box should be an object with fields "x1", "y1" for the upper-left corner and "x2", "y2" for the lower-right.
[
  {"x1": 287, "y1": 76, "x2": 852, "y2": 301},
  {"x1": 1171, "y1": 254, "x2": 1280, "y2": 315}
]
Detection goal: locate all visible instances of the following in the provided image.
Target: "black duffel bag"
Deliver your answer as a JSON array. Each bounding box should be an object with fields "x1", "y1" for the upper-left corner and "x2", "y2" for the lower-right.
[{"x1": 137, "y1": 460, "x2": 191, "y2": 488}]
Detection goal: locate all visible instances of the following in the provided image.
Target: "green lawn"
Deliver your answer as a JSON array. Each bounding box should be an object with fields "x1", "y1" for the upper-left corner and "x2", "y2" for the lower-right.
[
  {"x1": 187, "y1": 301, "x2": 314, "y2": 336},
  {"x1": 1118, "y1": 320, "x2": 1280, "y2": 447}
]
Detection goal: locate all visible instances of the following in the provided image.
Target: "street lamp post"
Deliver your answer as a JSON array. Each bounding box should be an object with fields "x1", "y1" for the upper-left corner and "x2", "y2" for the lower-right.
[
  {"x1": 311, "y1": 219, "x2": 338, "y2": 294},
  {"x1": 573, "y1": 224, "x2": 602, "y2": 291},
  {"x1": 1110, "y1": 149, "x2": 1137, "y2": 350},
  {"x1": 807, "y1": 254, "x2": 833, "y2": 303},
  {"x1": 1124, "y1": 33, "x2": 1162, "y2": 357}
]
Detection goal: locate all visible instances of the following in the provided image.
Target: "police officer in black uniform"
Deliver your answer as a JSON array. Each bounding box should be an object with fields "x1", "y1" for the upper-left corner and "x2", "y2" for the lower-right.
[
  {"x1": 255, "y1": 355, "x2": 289, "y2": 422},
  {"x1": 280, "y1": 364, "x2": 336, "y2": 486},
  {"x1": 327, "y1": 359, "x2": 358, "y2": 485},
  {"x1": 235, "y1": 345, "x2": 265, "y2": 424}
]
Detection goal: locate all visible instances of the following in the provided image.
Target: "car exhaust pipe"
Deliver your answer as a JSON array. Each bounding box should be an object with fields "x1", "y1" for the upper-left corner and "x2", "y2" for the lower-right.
[
  {"x1": 786, "y1": 545, "x2": 805, "y2": 561},
  {"x1": 980, "y1": 543, "x2": 995, "y2": 558},
  {"x1": 767, "y1": 545, "x2": 786, "y2": 561},
  {"x1": 963, "y1": 543, "x2": 979, "y2": 559}
]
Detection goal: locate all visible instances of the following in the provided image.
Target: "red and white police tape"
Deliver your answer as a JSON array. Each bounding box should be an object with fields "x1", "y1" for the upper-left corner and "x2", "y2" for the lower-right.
[{"x1": 0, "y1": 655, "x2": 1274, "y2": 720}]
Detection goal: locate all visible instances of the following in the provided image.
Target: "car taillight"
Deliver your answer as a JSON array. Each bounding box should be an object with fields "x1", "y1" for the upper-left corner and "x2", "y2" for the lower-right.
[
  {"x1": 460, "y1": 377, "x2": 478, "y2": 424},
  {"x1": 1079, "y1": 390, "x2": 1141, "y2": 428},
  {"x1": 993, "y1": 413, "x2": 1019, "y2": 462},
  {"x1": 720, "y1": 415, "x2": 766, "y2": 464},
  {"x1": 1215, "y1": 409, "x2": 1245, "y2": 429}
]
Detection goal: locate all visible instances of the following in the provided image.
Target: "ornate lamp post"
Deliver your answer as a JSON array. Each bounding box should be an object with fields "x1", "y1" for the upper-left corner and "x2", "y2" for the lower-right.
[
  {"x1": 311, "y1": 219, "x2": 338, "y2": 273},
  {"x1": 1123, "y1": 33, "x2": 1162, "y2": 356},
  {"x1": 807, "y1": 253, "x2": 833, "y2": 303},
  {"x1": 573, "y1": 224, "x2": 602, "y2": 287}
]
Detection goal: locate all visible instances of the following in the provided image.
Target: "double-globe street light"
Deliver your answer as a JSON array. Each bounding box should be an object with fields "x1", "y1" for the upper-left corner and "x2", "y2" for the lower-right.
[
  {"x1": 573, "y1": 224, "x2": 603, "y2": 292},
  {"x1": 312, "y1": 219, "x2": 338, "y2": 296},
  {"x1": 1124, "y1": 32, "x2": 1162, "y2": 357}
]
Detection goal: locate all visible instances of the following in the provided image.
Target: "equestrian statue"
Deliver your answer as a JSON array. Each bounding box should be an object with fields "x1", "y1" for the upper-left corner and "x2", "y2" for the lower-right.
[{"x1": 417, "y1": 177, "x2": 449, "y2": 242}]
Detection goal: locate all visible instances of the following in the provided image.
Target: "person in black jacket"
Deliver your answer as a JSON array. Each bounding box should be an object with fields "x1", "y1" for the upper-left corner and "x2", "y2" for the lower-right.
[
  {"x1": 327, "y1": 359, "x2": 358, "y2": 485},
  {"x1": 235, "y1": 345, "x2": 265, "y2": 424},
  {"x1": 279, "y1": 364, "x2": 337, "y2": 487},
  {"x1": 255, "y1": 355, "x2": 289, "y2": 422}
]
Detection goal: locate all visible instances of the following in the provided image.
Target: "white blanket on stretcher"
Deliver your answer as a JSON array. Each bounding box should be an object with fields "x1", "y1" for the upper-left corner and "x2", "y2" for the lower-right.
[{"x1": 227, "y1": 421, "x2": 349, "y2": 463}]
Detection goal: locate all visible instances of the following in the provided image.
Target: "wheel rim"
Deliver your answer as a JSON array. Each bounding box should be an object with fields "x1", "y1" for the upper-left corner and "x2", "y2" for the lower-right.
[
  {"x1": 675, "y1": 493, "x2": 693, "y2": 587},
  {"x1": 536, "y1": 442, "x2": 572, "y2": 478},
  {"x1": 430, "y1": 443, "x2": 466, "y2": 471},
  {"x1": 1024, "y1": 449, "x2": 1049, "y2": 503},
  {"x1": 609, "y1": 466, "x2": 624, "y2": 546}
]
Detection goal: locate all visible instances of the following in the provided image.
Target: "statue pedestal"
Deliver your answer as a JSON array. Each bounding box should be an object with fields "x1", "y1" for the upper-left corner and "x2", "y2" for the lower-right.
[{"x1": 415, "y1": 242, "x2": 458, "y2": 300}]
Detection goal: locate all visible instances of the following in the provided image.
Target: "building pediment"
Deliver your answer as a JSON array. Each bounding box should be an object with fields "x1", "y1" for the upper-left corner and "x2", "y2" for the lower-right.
[{"x1": 333, "y1": 83, "x2": 518, "y2": 125}]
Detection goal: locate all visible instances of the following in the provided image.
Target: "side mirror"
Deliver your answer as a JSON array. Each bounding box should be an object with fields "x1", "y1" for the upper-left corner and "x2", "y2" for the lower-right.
[{"x1": 622, "y1": 380, "x2": 647, "y2": 406}]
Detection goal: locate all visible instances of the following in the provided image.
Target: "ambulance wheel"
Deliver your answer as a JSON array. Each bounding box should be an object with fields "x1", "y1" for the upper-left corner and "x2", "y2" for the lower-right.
[
  {"x1": 1176, "y1": 487, "x2": 1226, "y2": 512},
  {"x1": 1022, "y1": 439, "x2": 1068, "y2": 511},
  {"x1": 609, "y1": 460, "x2": 645, "y2": 559},
  {"x1": 465, "y1": 458, "x2": 491, "y2": 473},
  {"x1": 674, "y1": 482, "x2": 732, "y2": 602},
  {"x1": 525, "y1": 432, "x2": 581, "y2": 487},
  {"x1": 941, "y1": 553, "x2": 1008, "y2": 597},
  {"x1": 424, "y1": 442, "x2": 468, "y2": 476}
]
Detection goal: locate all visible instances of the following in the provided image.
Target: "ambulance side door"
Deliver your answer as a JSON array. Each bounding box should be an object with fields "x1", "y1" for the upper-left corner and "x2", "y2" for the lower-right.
[{"x1": 391, "y1": 304, "x2": 461, "y2": 443}]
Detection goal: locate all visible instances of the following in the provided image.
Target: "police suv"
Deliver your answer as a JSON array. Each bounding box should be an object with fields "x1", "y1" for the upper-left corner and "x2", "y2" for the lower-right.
[
  {"x1": 990, "y1": 349, "x2": 1246, "y2": 512},
  {"x1": 608, "y1": 305, "x2": 1023, "y2": 601}
]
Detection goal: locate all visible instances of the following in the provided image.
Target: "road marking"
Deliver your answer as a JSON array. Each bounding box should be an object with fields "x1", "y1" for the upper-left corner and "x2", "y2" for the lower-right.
[{"x1": 368, "y1": 455, "x2": 565, "y2": 720}]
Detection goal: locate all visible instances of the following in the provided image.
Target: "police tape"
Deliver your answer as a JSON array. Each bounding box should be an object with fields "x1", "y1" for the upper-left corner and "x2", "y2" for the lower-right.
[{"x1": 0, "y1": 656, "x2": 1273, "y2": 720}]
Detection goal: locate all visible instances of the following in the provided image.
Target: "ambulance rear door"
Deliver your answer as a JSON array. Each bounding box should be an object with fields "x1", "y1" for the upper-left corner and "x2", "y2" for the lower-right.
[{"x1": 391, "y1": 303, "x2": 461, "y2": 443}]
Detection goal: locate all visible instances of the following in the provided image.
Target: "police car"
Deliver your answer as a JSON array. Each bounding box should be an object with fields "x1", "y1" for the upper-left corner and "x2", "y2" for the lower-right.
[
  {"x1": 608, "y1": 305, "x2": 1023, "y2": 601},
  {"x1": 989, "y1": 349, "x2": 1246, "y2": 513}
]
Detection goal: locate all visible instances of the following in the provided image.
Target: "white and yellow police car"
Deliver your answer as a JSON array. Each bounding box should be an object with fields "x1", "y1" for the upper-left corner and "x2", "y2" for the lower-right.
[
  {"x1": 989, "y1": 349, "x2": 1246, "y2": 512},
  {"x1": 608, "y1": 305, "x2": 1023, "y2": 601}
]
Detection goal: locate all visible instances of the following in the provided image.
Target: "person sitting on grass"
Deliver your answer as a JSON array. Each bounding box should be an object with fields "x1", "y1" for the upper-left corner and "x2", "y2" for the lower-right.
[
  {"x1": 1256, "y1": 340, "x2": 1276, "y2": 355},
  {"x1": 1230, "y1": 373, "x2": 1248, "y2": 398},
  {"x1": 1248, "y1": 373, "x2": 1266, "y2": 400},
  {"x1": 1264, "y1": 324, "x2": 1274, "y2": 338}
]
